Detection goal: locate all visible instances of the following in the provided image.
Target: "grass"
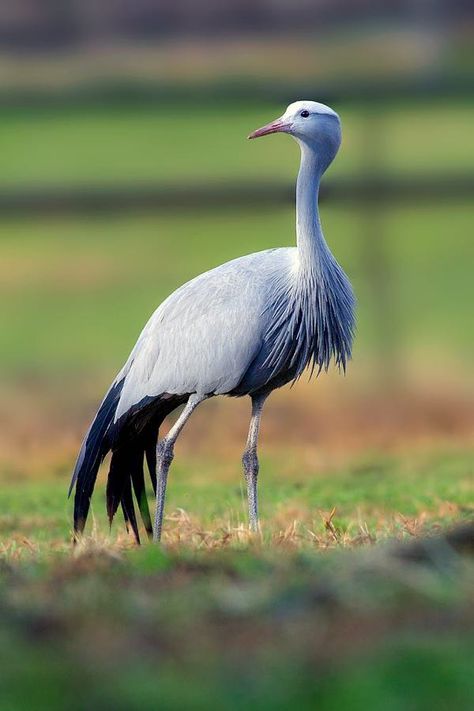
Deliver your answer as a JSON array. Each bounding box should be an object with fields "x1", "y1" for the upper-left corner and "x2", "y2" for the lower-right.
[
  {"x1": 1, "y1": 547, "x2": 472, "y2": 711},
  {"x1": 0, "y1": 102, "x2": 473, "y2": 188},
  {"x1": 0, "y1": 202, "x2": 473, "y2": 376},
  {"x1": 2, "y1": 547, "x2": 472, "y2": 711},
  {"x1": 0, "y1": 447, "x2": 473, "y2": 710},
  {"x1": 1, "y1": 447, "x2": 473, "y2": 552},
  {"x1": 0, "y1": 100, "x2": 472, "y2": 375}
]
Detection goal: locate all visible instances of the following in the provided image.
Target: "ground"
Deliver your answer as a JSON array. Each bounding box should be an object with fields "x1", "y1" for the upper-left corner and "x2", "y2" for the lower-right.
[{"x1": 1, "y1": 446, "x2": 473, "y2": 709}]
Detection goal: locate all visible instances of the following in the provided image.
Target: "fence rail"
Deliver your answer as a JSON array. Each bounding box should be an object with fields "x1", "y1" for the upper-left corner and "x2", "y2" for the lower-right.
[
  {"x1": 1, "y1": 173, "x2": 472, "y2": 217},
  {"x1": 0, "y1": 72, "x2": 473, "y2": 111}
]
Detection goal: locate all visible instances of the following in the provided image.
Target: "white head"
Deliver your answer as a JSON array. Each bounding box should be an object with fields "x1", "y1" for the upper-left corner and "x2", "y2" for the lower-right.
[{"x1": 248, "y1": 100, "x2": 342, "y2": 173}]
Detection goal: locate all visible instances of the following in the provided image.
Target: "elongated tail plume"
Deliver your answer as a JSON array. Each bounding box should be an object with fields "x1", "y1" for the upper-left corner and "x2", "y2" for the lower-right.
[
  {"x1": 69, "y1": 379, "x2": 125, "y2": 538},
  {"x1": 69, "y1": 381, "x2": 179, "y2": 543}
]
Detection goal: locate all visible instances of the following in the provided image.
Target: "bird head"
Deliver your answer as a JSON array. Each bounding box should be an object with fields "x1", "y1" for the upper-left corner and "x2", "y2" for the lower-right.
[{"x1": 248, "y1": 100, "x2": 342, "y2": 172}]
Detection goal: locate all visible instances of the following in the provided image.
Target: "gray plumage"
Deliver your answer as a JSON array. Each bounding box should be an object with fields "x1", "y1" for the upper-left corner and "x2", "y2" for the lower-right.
[{"x1": 70, "y1": 100, "x2": 355, "y2": 543}]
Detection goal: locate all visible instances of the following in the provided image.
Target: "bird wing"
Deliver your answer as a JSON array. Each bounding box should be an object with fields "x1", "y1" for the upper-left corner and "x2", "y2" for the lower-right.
[{"x1": 114, "y1": 248, "x2": 294, "y2": 421}]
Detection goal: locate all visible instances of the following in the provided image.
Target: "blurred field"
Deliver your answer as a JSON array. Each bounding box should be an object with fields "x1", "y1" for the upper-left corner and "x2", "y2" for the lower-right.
[
  {"x1": 1, "y1": 202, "x2": 473, "y2": 371},
  {"x1": 1, "y1": 448, "x2": 473, "y2": 709},
  {"x1": 1, "y1": 102, "x2": 473, "y2": 187},
  {"x1": 1, "y1": 199, "x2": 473, "y2": 491},
  {"x1": 2, "y1": 531, "x2": 472, "y2": 710},
  {"x1": 0, "y1": 101, "x2": 473, "y2": 378}
]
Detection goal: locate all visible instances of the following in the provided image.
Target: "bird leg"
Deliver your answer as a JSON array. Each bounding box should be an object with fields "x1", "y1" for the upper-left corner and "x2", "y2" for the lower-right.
[
  {"x1": 242, "y1": 393, "x2": 268, "y2": 532},
  {"x1": 153, "y1": 393, "x2": 205, "y2": 542}
]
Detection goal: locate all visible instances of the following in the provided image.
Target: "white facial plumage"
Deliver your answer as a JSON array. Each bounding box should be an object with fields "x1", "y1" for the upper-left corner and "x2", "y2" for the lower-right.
[{"x1": 283, "y1": 100, "x2": 339, "y2": 120}]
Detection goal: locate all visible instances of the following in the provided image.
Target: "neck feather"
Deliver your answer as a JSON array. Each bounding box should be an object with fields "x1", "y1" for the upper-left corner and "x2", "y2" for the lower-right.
[
  {"x1": 295, "y1": 141, "x2": 331, "y2": 280},
  {"x1": 262, "y1": 139, "x2": 354, "y2": 382}
]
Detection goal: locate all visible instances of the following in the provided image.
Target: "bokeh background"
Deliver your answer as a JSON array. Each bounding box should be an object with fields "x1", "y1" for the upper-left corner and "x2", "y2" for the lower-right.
[
  {"x1": 1, "y1": 4, "x2": 473, "y2": 709},
  {"x1": 0, "y1": 0, "x2": 472, "y2": 483}
]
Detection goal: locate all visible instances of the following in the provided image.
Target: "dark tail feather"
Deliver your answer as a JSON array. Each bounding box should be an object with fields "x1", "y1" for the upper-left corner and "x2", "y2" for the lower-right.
[
  {"x1": 121, "y1": 477, "x2": 141, "y2": 544},
  {"x1": 106, "y1": 424, "x2": 162, "y2": 541},
  {"x1": 106, "y1": 446, "x2": 144, "y2": 544},
  {"x1": 106, "y1": 447, "x2": 126, "y2": 526},
  {"x1": 71, "y1": 388, "x2": 181, "y2": 541},
  {"x1": 130, "y1": 453, "x2": 154, "y2": 540},
  {"x1": 71, "y1": 379, "x2": 124, "y2": 537}
]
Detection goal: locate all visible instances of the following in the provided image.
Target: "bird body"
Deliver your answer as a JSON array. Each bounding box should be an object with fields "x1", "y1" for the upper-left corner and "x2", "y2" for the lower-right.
[
  {"x1": 70, "y1": 100, "x2": 355, "y2": 542},
  {"x1": 114, "y1": 247, "x2": 295, "y2": 418}
]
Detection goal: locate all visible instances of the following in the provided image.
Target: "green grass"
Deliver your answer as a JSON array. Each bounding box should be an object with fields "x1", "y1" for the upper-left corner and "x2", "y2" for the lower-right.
[
  {"x1": 1, "y1": 448, "x2": 472, "y2": 550},
  {"x1": 0, "y1": 201, "x2": 472, "y2": 375},
  {"x1": 0, "y1": 100, "x2": 472, "y2": 376},
  {"x1": 0, "y1": 102, "x2": 473, "y2": 188},
  {"x1": 0, "y1": 447, "x2": 473, "y2": 711},
  {"x1": 2, "y1": 611, "x2": 473, "y2": 711}
]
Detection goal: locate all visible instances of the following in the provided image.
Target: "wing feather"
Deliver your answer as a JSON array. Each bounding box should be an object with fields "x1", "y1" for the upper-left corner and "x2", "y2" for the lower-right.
[{"x1": 115, "y1": 249, "x2": 294, "y2": 418}]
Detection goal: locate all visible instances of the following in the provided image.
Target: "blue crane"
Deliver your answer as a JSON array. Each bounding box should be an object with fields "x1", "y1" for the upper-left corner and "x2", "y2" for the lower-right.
[{"x1": 69, "y1": 101, "x2": 355, "y2": 542}]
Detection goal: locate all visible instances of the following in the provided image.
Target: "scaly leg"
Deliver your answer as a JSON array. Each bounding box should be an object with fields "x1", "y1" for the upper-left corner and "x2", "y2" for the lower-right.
[
  {"x1": 153, "y1": 393, "x2": 205, "y2": 542},
  {"x1": 242, "y1": 393, "x2": 268, "y2": 531}
]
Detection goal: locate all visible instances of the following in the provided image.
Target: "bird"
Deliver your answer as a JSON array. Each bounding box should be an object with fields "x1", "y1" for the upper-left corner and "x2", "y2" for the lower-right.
[{"x1": 69, "y1": 100, "x2": 355, "y2": 543}]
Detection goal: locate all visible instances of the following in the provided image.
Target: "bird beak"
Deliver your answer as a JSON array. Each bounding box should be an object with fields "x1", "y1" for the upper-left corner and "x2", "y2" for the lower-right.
[{"x1": 248, "y1": 118, "x2": 291, "y2": 139}]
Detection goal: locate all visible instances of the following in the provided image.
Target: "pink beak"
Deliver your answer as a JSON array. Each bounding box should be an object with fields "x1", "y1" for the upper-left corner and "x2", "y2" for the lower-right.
[{"x1": 248, "y1": 119, "x2": 291, "y2": 139}]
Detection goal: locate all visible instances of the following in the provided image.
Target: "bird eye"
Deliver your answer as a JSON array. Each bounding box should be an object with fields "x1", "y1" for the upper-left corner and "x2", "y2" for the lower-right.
[{"x1": 300, "y1": 110, "x2": 310, "y2": 118}]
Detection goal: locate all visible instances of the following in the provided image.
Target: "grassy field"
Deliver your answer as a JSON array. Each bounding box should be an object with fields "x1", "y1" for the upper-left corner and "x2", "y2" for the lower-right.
[
  {"x1": 0, "y1": 102, "x2": 473, "y2": 188},
  {"x1": 2, "y1": 534, "x2": 472, "y2": 711},
  {"x1": 1, "y1": 448, "x2": 473, "y2": 710},
  {"x1": 0, "y1": 100, "x2": 473, "y2": 709},
  {"x1": 0, "y1": 100, "x2": 473, "y2": 377},
  {"x1": 0, "y1": 203, "x2": 473, "y2": 375},
  {"x1": 2, "y1": 447, "x2": 473, "y2": 552}
]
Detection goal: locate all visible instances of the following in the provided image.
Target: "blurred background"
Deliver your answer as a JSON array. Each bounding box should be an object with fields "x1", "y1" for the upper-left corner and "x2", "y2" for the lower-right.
[{"x1": 0, "y1": 0, "x2": 473, "y2": 482}]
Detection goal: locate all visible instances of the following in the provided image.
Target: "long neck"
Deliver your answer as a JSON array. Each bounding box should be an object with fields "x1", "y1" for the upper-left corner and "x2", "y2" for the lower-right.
[{"x1": 295, "y1": 141, "x2": 331, "y2": 280}]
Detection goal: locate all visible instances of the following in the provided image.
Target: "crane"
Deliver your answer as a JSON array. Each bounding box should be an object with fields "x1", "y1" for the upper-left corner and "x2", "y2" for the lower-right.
[{"x1": 69, "y1": 101, "x2": 355, "y2": 543}]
